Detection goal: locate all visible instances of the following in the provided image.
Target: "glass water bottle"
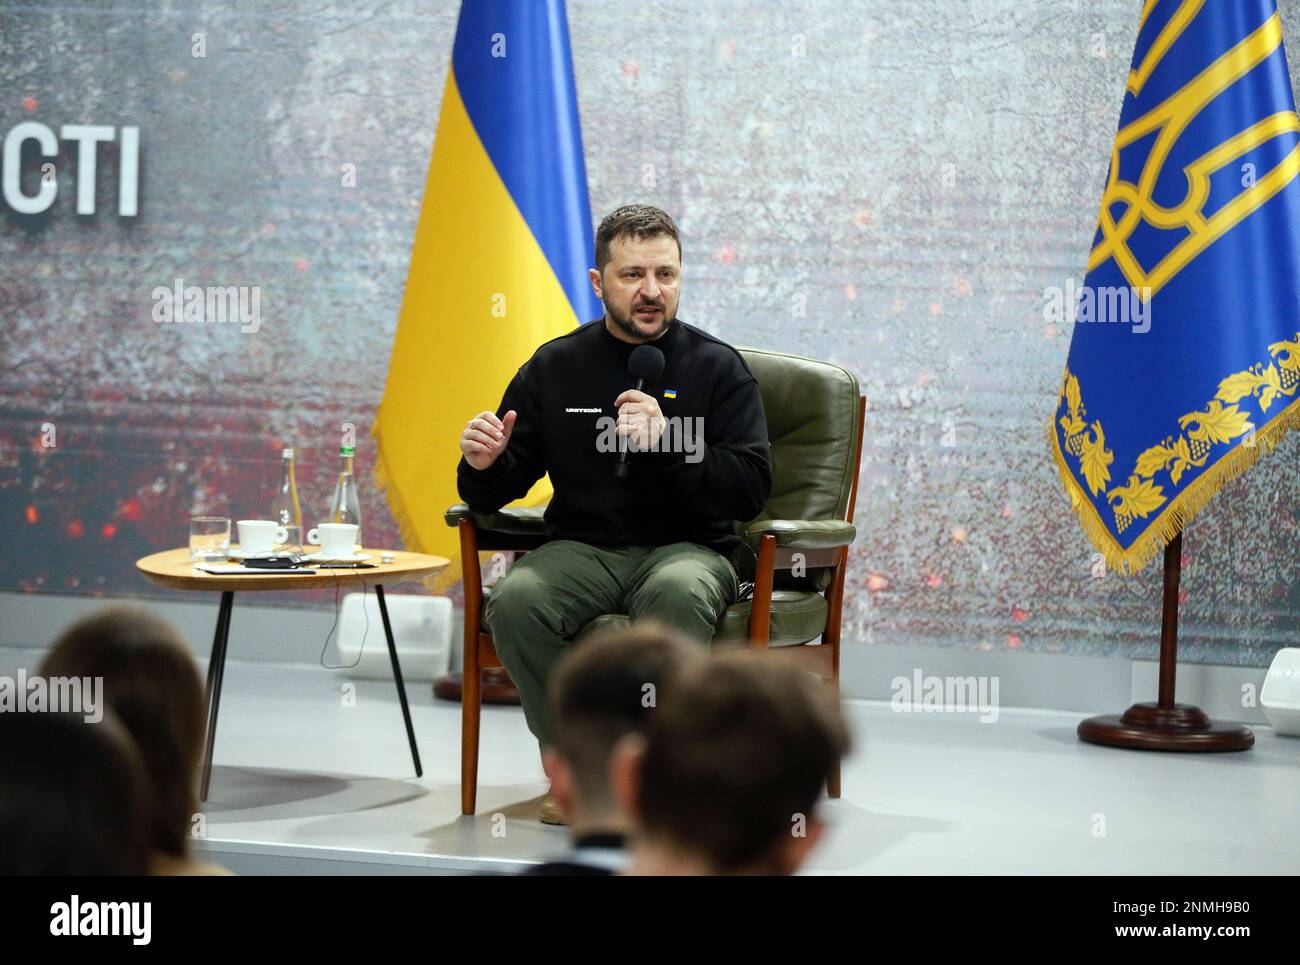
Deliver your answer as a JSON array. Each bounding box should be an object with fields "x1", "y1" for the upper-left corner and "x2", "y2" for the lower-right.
[
  {"x1": 328, "y1": 445, "x2": 363, "y2": 551},
  {"x1": 272, "y1": 447, "x2": 303, "y2": 551}
]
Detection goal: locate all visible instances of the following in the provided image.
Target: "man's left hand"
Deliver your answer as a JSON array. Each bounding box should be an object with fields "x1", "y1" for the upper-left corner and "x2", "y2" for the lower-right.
[{"x1": 613, "y1": 389, "x2": 667, "y2": 451}]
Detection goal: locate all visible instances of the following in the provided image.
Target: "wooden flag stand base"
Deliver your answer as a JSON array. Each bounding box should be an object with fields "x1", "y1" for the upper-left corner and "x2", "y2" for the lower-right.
[{"x1": 1077, "y1": 532, "x2": 1254, "y2": 752}]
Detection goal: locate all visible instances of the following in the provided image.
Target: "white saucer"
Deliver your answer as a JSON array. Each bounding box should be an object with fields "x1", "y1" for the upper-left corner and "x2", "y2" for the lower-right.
[{"x1": 303, "y1": 551, "x2": 371, "y2": 563}]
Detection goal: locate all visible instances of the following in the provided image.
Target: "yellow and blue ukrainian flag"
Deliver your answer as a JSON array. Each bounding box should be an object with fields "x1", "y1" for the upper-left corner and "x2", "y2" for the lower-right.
[
  {"x1": 1052, "y1": 0, "x2": 1300, "y2": 573},
  {"x1": 374, "y1": 0, "x2": 601, "y2": 589}
]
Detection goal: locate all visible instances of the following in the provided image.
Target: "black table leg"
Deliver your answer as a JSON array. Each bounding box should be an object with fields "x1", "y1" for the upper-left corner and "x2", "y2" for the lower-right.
[
  {"x1": 200, "y1": 590, "x2": 234, "y2": 802},
  {"x1": 375, "y1": 584, "x2": 422, "y2": 777}
]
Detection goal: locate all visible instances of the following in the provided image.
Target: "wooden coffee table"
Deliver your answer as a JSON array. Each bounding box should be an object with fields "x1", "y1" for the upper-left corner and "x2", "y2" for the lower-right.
[{"x1": 136, "y1": 547, "x2": 449, "y2": 800}]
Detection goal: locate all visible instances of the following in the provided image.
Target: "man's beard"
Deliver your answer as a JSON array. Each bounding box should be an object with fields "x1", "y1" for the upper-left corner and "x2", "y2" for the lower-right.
[{"x1": 606, "y1": 298, "x2": 675, "y2": 342}]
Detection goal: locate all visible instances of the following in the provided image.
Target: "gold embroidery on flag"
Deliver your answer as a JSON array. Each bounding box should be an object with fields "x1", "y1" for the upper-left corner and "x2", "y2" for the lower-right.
[
  {"x1": 1053, "y1": 332, "x2": 1300, "y2": 570},
  {"x1": 1058, "y1": 369, "x2": 1115, "y2": 498},
  {"x1": 1090, "y1": 8, "x2": 1300, "y2": 298}
]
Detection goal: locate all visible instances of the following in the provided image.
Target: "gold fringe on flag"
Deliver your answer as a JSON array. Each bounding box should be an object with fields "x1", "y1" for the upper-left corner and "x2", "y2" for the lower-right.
[{"x1": 1047, "y1": 391, "x2": 1300, "y2": 574}]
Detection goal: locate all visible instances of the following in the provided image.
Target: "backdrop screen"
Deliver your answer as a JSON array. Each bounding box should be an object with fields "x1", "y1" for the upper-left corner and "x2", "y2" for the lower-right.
[{"x1": 4, "y1": 0, "x2": 1300, "y2": 665}]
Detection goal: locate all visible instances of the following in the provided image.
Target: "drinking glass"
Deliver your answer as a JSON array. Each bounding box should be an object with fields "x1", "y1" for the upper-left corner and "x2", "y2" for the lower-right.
[{"x1": 190, "y1": 516, "x2": 231, "y2": 563}]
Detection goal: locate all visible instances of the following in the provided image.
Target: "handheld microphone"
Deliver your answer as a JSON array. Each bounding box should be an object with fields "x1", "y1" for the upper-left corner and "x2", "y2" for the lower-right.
[{"x1": 615, "y1": 344, "x2": 665, "y2": 479}]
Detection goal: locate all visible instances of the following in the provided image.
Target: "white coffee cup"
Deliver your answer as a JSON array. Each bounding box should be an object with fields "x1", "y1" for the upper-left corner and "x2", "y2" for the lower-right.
[
  {"x1": 307, "y1": 523, "x2": 359, "y2": 559},
  {"x1": 237, "y1": 519, "x2": 289, "y2": 555}
]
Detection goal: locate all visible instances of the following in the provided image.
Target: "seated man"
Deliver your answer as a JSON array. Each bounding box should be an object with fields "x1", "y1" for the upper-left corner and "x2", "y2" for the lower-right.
[
  {"x1": 458, "y1": 203, "x2": 773, "y2": 822},
  {"x1": 610, "y1": 651, "x2": 850, "y2": 875},
  {"x1": 528, "y1": 621, "x2": 702, "y2": 874}
]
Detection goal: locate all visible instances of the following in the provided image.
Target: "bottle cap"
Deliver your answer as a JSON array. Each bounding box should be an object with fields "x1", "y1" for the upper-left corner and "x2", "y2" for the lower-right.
[
  {"x1": 283, "y1": 447, "x2": 294, "y2": 459},
  {"x1": 340, "y1": 445, "x2": 356, "y2": 457}
]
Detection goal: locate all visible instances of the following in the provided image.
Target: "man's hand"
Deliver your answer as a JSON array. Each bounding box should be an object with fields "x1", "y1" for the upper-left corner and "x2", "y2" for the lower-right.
[
  {"x1": 461, "y1": 409, "x2": 516, "y2": 470},
  {"x1": 613, "y1": 389, "x2": 666, "y2": 452}
]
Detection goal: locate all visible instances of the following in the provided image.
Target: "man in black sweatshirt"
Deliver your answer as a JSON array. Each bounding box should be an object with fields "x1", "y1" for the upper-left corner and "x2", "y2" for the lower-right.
[{"x1": 457, "y1": 205, "x2": 772, "y2": 819}]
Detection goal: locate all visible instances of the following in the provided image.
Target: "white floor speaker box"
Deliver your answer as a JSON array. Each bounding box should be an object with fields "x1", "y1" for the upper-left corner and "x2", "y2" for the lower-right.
[
  {"x1": 1260, "y1": 647, "x2": 1300, "y2": 737},
  {"x1": 336, "y1": 592, "x2": 452, "y2": 683}
]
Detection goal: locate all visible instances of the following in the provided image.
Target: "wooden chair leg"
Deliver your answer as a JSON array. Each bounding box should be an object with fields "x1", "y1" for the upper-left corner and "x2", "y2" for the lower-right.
[
  {"x1": 461, "y1": 656, "x2": 481, "y2": 815},
  {"x1": 458, "y1": 518, "x2": 484, "y2": 816},
  {"x1": 823, "y1": 545, "x2": 848, "y2": 800},
  {"x1": 825, "y1": 666, "x2": 843, "y2": 799},
  {"x1": 748, "y1": 533, "x2": 776, "y2": 649}
]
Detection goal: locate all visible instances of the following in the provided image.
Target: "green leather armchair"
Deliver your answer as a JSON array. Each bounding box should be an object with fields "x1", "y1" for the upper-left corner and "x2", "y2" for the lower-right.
[{"x1": 446, "y1": 346, "x2": 865, "y2": 815}]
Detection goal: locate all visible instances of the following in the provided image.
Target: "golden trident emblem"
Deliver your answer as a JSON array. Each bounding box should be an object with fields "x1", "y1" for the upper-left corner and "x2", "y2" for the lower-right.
[{"x1": 1089, "y1": 0, "x2": 1300, "y2": 299}]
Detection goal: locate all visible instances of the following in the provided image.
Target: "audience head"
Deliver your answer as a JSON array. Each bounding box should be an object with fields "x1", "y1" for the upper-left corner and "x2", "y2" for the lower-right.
[
  {"x1": 40, "y1": 606, "x2": 205, "y2": 860},
  {"x1": 0, "y1": 709, "x2": 151, "y2": 874},
  {"x1": 546, "y1": 620, "x2": 702, "y2": 831},
  {"x1": 613, "y1": 651, "x2": 850, "y2": 875}
]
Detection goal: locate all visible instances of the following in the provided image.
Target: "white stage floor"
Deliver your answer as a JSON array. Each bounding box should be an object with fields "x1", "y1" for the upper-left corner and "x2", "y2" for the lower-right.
[{"x1": 7, "y1": 649, "x2": 1298, "y2": 875}]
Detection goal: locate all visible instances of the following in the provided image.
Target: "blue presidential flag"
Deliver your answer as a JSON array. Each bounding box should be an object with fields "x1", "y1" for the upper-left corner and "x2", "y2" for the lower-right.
[{"x1": 1051, "y1": 0, "x2": 1300, "y2": 573}]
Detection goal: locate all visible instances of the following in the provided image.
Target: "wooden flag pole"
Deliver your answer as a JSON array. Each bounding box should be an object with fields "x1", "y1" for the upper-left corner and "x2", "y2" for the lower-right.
[{"x1": 1077, "y1": 532, "x2": 1255, "y2": 751}]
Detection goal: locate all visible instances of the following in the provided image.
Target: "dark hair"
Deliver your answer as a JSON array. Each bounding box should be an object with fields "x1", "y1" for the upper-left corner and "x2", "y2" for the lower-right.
[
  {"x1": 594, "y1": 204, "x2": 681, "y2": 273},
  {"x1": 635, "y1": 651, "x2": 850, "y2": 873},
  {"x1": 0, "y1": 709, "x2": 151, "y2": 875},
  {"x1": 40, "y1": 606, "x2": 205, "y2": 859},
  {"x1": 550, "y1": 621, "x2": 701, "y2": 810}
]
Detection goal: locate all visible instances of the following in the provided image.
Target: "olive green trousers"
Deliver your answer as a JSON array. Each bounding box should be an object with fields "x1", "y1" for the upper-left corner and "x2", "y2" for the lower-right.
[{"x1": 483, "y1": 539, "x2": 738, "y2": 747}]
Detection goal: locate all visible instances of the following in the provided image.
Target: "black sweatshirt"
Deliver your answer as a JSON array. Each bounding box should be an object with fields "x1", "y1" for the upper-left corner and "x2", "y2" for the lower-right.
[{"x1": 457, "y1": 318, "x2": 772, "y2": 573}]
